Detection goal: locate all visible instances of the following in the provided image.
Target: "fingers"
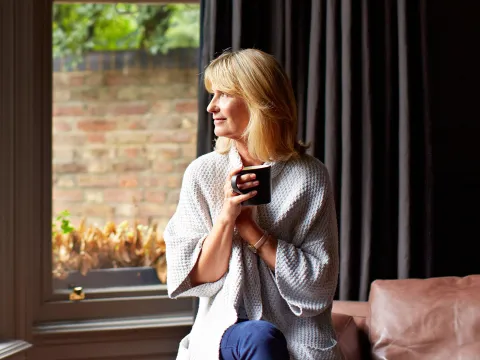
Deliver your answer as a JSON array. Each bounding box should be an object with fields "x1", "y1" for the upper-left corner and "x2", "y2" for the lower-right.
[
  {"x1": 231, "y1": 190, "x2": 257, "y2": 205},
  {"x1": 228, "y1": 165, "x2": 244, "y2": 179},
  {"x1": 235, "y1": 180, "x2": 259, "y2": 191}
]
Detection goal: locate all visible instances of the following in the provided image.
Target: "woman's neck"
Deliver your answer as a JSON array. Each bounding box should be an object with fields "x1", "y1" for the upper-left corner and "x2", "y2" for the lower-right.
[{"x1": 235, "y1": 141, "x2": 263, "y2": 167}]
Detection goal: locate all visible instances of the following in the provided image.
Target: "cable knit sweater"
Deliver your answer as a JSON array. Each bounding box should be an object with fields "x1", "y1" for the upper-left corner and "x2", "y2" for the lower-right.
[{"x1": 164, "y1": 144, "x2": 341, "y2": 360}]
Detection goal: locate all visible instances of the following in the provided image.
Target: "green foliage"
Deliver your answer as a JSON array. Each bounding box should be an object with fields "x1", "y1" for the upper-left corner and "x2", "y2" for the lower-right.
[
  {"x1": 53, "y1": 3, "x2": 200, "y2": 64},
  {"x1": 52, "y1": 210, "x2": 75, "y2": 236}
]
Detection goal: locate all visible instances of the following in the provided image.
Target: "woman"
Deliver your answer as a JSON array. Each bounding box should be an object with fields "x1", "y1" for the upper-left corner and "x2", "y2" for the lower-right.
[{"x1": 164, "y1": 49, "x2": 340, "y2": 360}]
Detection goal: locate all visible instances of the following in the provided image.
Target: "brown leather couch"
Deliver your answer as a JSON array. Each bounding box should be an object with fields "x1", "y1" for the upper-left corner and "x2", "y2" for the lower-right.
[{"x1": 332, "y1": 275, "x2": 480, "y2": 360}]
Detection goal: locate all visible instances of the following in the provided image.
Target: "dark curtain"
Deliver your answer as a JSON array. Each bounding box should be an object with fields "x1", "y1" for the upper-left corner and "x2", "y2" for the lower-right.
[{"x1": 196, "y1": 0, "x2": 478, "y2": 301}]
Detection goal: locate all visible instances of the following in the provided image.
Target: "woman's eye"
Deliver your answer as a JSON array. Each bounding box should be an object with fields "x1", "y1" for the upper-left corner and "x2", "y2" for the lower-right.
[{"x1": 219, "y1": 92, "x2": 228, "y2": 97}]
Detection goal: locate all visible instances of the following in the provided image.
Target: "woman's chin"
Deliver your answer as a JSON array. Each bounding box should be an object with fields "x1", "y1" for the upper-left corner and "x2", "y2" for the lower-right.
[{"x1": 214, "y1": 129, "x2": 228, "y2": 138}]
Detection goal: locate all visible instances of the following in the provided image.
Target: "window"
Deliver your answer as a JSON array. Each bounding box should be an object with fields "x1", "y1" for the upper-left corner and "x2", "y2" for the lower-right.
[
  {"x1": 27, "y1": 1, "x2": 198, "y2": 326},
  {"x1": 4, "y1": 0, "x2": 201, "y2": 358},
  {"x1": 51, "y1": 3, "x2": 199, "y2": 292}
]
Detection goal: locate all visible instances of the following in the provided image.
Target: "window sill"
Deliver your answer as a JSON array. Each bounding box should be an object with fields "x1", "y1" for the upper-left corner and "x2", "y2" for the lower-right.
[
  {"x1": 33, "y1": 313, "x2": 193, "y2": 336},
  {"x1": 0, "y1": 340, "x2": 32, "y2": 359}
]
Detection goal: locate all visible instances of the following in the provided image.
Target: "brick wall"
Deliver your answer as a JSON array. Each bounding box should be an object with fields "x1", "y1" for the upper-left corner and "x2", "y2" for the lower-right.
[{"x1": 53, "y1": 63, "x2": 198, "y2": 234}]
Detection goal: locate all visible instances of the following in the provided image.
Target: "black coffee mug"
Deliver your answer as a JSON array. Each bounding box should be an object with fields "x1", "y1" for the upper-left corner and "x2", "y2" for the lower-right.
[{"x1": 231, "y1": 165, "x2": 271, "y2": 206}]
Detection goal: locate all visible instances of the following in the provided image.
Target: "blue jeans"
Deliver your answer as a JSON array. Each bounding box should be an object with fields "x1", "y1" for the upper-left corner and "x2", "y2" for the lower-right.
[{"x1": 220, "y1": 319, "x2": 289, "y2": 360}]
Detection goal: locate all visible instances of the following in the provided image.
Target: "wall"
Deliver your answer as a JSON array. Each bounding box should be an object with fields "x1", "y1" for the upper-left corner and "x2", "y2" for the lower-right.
[{"x1": 52, "y1": 51, "x2": 198, "y2": 233}]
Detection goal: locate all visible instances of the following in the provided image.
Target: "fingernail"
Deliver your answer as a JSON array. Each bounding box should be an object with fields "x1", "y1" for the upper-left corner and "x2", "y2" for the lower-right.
[
  {"x1": 252, "y1": 191, "x2": 258, "y2": 195},
  {"x1": 253, "y1": 181, "x2": 259, "y2": 186}
]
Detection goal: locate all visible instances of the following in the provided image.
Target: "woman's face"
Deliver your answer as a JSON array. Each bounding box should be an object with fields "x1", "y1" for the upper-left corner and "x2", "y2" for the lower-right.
[{"x1": 206, "y1": 88, "x2": 250, "y2": 140}]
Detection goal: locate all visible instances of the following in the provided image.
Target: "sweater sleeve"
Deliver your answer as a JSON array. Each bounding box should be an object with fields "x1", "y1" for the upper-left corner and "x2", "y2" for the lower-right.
[
  {"x1": 163, "y1": 161, "x2": 225, "y2": 299},
  {"x1": 273, "y1": 169, "x2": 339, "y2": 318}
]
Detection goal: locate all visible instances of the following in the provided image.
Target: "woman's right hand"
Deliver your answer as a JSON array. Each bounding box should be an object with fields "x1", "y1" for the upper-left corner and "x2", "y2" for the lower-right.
[{"x1": 220, "y1": 166, "x2": 258, "y2": 223}]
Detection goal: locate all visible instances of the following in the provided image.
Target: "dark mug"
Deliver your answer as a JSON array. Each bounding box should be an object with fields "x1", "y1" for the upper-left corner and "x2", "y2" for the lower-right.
[{"x1": 231, "y1": 165, "x2": 271, "y2": 206}]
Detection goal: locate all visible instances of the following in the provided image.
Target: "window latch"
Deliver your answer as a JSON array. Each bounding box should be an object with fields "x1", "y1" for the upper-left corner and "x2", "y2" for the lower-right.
[{"x1": 69, "y1": 286, "x2": 85, "y2": 301}]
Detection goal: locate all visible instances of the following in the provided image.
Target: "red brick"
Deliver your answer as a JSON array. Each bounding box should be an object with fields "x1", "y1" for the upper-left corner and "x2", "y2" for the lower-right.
[
  {"x1": 151, "y1": 100, "x2": 171, "y2": 115},
  {"x1": 53, "y1": 90, "x2": 71, "y2": 102},
  {"x1": 113, "y1": 159, "x2": 150, "y2": 172},
  {"x1": 167, "y1": 69, "x2": 190, "y2": 83},
  {"x1": 55, "y1": 175, "x2": 76, "y2": 188},
  {"x1": 146, "y1": 70, "x2": 169, "y2": 85},
  {"x1": 77, "y1": 174, "x2": 118, "y2": 187},
  {"x1": 141, "y1": 176, "x2": 167, "y2": 188},
  {"x1": 121, "y1": 147, "x2": 145, "y2": 159},
  {"x1": 144, "y1": 190, "x2": 166, "y2": 204},
  {"x1": 150, "y1": 132, "x2": 169, "y2": 143},
  {"x1": 166, "y1": 175, "x2": 182, "y2": 188},
  {"x1": 111, "y1": 102, "x2": 149, "y2": 116},
  {"x1": 77, "y1": 119, "x2": 116, "y2": 132},
  {"x1": 68, "y1": 74, "x2": 85, "y2": 86},
  {"x1": 53, "y1": 73, "x2": 69, "y2": 88},
  {"x1": 118, "y1": 175, "x2": 139, "y2": 188},
  {"x1": 146, "y1": 145, "x2": 181, "y2": 160},
  {"x1": 181, "y1": 144, "x2": 197, "y2": 159},
  {"x1": 166, "y1": 190, "x2": 180, "y2": 205},
  {"x1": 150, "y1": 130, "x2": 192, "y2": 143},
  {"x1": 175, "y1": 100, "x2": 198, "y2": 113},
  {"x1": 174, "y1": 160, "x2": 191, "y2": 173},
  {"x1": 108, "y1": 132, "x2": 150, "y2": 145},
  {"x1": 81, "y1": 203, "x2": 114, "y2": 217},
  {"x1": 105, "y1": 73, "x2": 141, "y2": 86},
  {"x1": 117, "y1": 118, "x2": 147, "y2": 130},
  {"x1": 87, "y1": 133, "x2": 106, "y2": 143},
  {"x1": 53, "y1": 163, "x2": 87, "y2": 174},
  {"x1": 53, "y1": 104, "x2": 86, "y2": 116},
  {"x1": 103, "y1": 189, "x2": 143, "y2": 203},
  {"x1": 53, "y1": 134, "x2": 86, "y2": 146},
  {"x1": 152, "y1": 160, "x2": 174, "y2": 172},
  {"x1": 98, "y1": 88, "x2": 118, "y2": 101},
  {"x1": 87, "y1": 160, "x2": 112, "y2": 173},
  {"x1": 53, "y1": 189, "x2": 84, "y2": 202},
  {"x1": 84, "y1": 190, "x2": 104, "y2": 203},
  {"x1": 138, "y1": 203, "x2": 172, "y2": 217},
  {"x1": 81, "y1": 148, "x2": 115, "y2": 160},
  {"x1": 147, "y1": 115, "x2": 183, "y2": 130},
  {"x1": 181, "y1": 115, "x2": 197, "y2": 129},
  {"x1": 117, "y1": 87, "x2": 139, "y2": 101},
  {"x1": 52, "y1": 148, "x2": 75, "y2": 164},
  {"x1": 84, "y1": 73, "x2": 105, "y2": 86},
  {"x1": 170, "y1": 130, "x2": 192, "y2": 143},
  {"x1": 70, "y1": 88, "x2": 101, "y2": 101},
  {"x1": 54, "y1": 121, "x2": 72, "y2": 132}
]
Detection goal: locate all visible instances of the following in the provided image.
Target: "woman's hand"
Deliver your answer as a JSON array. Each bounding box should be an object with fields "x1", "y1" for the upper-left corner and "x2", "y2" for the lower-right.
[
  {"x1": 220, "y1": 166, "x2": 259, "y2": 223},
  {"x1": 235, "y1": 206, "x2": 256, "y2": 230}
]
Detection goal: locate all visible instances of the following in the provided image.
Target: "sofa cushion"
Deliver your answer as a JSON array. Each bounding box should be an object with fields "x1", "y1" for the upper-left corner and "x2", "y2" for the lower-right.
[{"x1": 369, "y1": 275, "x2": 480, "y2": 360}]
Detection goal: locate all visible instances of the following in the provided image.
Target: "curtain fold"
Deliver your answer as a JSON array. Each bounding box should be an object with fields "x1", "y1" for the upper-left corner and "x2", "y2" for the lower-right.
[{"x1": 197, "y1": 0, "x2": 434, "y2": 301}]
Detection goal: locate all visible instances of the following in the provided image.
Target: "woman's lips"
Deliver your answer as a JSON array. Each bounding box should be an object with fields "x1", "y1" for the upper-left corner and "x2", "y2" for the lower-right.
[{"x1": 213, "y1": 118, "x2": 226, "y2": 124}]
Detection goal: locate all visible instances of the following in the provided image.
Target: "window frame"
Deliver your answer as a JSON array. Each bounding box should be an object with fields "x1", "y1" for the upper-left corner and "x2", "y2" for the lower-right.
[{"x1": 32, "y1": 0, "x2": 198, "y2": 330}]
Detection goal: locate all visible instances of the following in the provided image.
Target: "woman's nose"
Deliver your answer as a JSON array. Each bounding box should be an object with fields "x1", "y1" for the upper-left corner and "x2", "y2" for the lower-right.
[{"x1": 207, "y1": 98, "x2": 218, "y2": 113}]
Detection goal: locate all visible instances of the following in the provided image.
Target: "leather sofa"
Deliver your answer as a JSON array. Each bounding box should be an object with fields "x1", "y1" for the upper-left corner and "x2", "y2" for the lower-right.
[{"x1": 332, "y1": 275, "x2": 480, "y2": 360}]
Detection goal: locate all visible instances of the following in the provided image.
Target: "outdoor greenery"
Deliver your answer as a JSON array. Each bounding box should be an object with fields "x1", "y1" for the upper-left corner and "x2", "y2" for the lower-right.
[{"x1": 53, "y1": 3, "x2": 200, "y2": 63}]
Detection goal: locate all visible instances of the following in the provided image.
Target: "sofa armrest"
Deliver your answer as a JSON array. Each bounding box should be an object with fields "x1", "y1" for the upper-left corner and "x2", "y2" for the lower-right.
[
  {"x1": 332, "y1": 301, "x2": 370, "y2": 360},
  {"x1": 332, "y1": 300, "x2": 369, "y2": 334}
]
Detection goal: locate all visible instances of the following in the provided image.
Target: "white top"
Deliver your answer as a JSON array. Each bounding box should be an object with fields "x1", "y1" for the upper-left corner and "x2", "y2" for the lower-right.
[{"x1": 164, "y1": 144, "x2": 341, "y2": 360}]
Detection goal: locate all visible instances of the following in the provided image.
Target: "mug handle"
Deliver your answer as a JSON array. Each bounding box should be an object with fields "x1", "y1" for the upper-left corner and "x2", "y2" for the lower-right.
[{"x1": 231, "y1": 174, "x2": 244, "y2": 194}]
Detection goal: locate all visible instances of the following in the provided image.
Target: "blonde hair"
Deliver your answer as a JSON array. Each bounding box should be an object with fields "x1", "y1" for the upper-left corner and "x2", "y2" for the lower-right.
[{"x1": 204, "y1": 48, "x2": 308, "y2": 162}]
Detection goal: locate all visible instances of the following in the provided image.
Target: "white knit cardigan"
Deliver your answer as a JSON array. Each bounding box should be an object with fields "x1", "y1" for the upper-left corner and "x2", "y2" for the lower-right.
[{"x1": 164, "y1": 144, "x2": 341, "y2": 360}]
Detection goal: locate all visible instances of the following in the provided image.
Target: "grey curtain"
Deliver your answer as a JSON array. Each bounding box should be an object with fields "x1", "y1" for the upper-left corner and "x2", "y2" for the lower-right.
[{"x1": 196, "y1": 0, "x2": 479, "y2": 301}]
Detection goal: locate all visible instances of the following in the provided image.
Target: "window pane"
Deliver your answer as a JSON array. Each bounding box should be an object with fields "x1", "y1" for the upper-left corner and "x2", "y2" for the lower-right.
[{"x1": 51, "y1": 3, "x2": 199, "y2": 290}]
